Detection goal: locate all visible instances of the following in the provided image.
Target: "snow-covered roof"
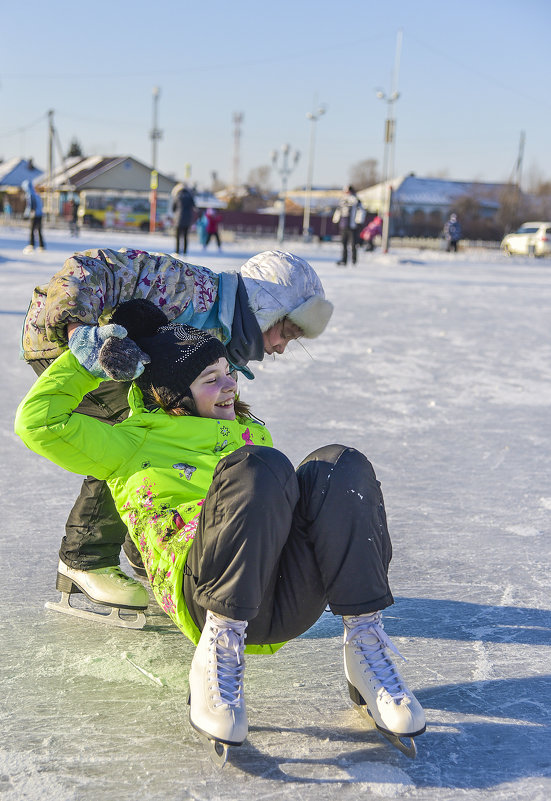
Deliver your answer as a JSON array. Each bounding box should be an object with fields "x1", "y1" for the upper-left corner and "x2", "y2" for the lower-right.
[
  {"x1": 36, "y1": 156, "x2": 128, "y2": 190},
  {"x1": 396, "y1": 175, "x2": 508, "y2": 207},
  {"x1": 358, "y1": 174, "x2": 510, "y2": 211},
  {"x1": 36, "y1": 155, "x2": 177, "y2": 192},
  {"x1": 0, "y1": 157, "x2": 43, "y2": 188}
]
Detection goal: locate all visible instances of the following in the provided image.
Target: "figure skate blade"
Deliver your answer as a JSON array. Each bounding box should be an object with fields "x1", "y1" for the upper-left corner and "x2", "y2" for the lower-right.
[
  {"x1": 45, "y1": 591, "x2": 146, "y2": 629},
  {"x1": 354, "y1": 702, "x2": 421, "y2": 759}
]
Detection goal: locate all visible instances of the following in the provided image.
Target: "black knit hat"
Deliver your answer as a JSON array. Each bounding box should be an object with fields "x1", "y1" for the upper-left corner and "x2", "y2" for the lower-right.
[
  {"x1": 106, "y1": 299, "x2": 227, "y2": 406},
  {"x1": 135, "y1": 324, "x2": 227, "y2": 405}
]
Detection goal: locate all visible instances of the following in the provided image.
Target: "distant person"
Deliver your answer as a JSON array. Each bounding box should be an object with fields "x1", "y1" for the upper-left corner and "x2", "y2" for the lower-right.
[
  {"x1": 3, "y1": 198, "x2": 12, "y2": 224},
  {"x1": 204, "y1": 208, "x2": 222, "y2": 250},
  {"x1": 69, "y1": 193, "x2": 80, "y2": 237},
  {"x1": 333, "y1": 185, "x2": 365, "y2": 266},
  {"x1": 360, "y1": 214, "x2": 383, "y2": 252},
  {"x1": 172, "y1": 184, "x2": 196, "y2": 255},
  {"x1": 115, "y1": 199, "x2": 130, "y2": 228},
  {"x1": 444, "y1": 213, "x2": 461, "y2": 253},
  {"x1": 22, "y1": 179, "x2": 46, "y2": 253},
  {"x1": 196, "y1": 210, "x2": 208, "y2": 247},
  {"x1": 104, "y1": 206, "x2": 115, "y2": 229}
]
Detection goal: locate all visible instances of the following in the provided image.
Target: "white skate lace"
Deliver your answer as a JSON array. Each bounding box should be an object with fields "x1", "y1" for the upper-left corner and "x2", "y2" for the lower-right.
[
  {"x1": 207, "y1": 621, "x2": 246, "y2": 709},
  {"x1": 344, "y1": 613, "x2": 408, "y2": 700}
]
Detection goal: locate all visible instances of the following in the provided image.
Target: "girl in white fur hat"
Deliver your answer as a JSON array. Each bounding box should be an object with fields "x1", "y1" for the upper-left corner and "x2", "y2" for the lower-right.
[{"x1": 20, "y1": 249, "x2": 334, "y2": 619}]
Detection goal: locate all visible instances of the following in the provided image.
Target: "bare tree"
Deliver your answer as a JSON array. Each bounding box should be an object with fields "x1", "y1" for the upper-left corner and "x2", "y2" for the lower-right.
[
  {"x1": 521, "y1": 167, "x2": 551, "y2": 221},
  {"x1": 349, "y1": 159, "x2": 379, "y2": 190},
  {"x1": 525, "y1": 164, "x2": 546, "y2": 193},
  {"x1": 246, "y1": 165, "x2": 272, "y2": 193},
  {"x1": 210, "y1": 171, "x2": 226, "y2": 193},
  {"x1": 529, "y1": 180, "x2": 551, "y2": 220},
  {"x1": 496, "y1": 186, "x2": 526, "y2": 234}
]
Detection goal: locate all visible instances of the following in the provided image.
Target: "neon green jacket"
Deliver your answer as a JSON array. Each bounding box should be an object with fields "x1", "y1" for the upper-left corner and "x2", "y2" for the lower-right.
[{"x1": 14, "y1": 350, "x2": 282, "y2": 654}]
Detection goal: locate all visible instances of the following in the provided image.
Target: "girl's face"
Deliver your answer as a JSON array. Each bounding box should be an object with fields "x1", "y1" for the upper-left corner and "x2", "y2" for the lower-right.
[
  {"x1": 263, "y1": 319, "x2": 304, "y2": 355},
  {"x1": 189, "y1": 357, "x2": 237, "y2": 420}
]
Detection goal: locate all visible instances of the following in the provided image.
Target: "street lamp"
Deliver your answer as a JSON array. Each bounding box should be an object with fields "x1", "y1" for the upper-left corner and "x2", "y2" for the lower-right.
[
  {"x1": 376, "y1": 29, "x2": 402, "y2": 253},
  {"x1": 376, "y1": 87, "x2": 400, "y2": 254},
  {"x1": 303, "y1": 105, "x2": 326, "y2": 239},
  {"x1": 376, "y1": 90, "x2": 400, "y2": 185},
  {"x1": 272, "y1": 144, "x2": 300, "y2": 244},
  {"x1": 149, "y1": 86, "x2": 163, "y2": 233}
]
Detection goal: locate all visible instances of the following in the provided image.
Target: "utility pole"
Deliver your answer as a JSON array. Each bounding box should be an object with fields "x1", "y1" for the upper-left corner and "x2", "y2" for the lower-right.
[
  {"x1": 272, "y1": 144, "x2": 300, "y2": 244},
  {"x1": 232, "y1": 112, "x2": 244, "y2": 196},
  {"x1": 47, "y1": 109, "x2": 54, "y2": 221},
  {"x1": 376, "y1": 29, "x2": 402, "y2": 254},
  {"x1": 511, "y1": 130, "x2": 525, "y2": 191},
  {"x1": 507, "y1": 130, "x2": 526, "y2": 229},
  {"x1": 149, "y1": 87, "x2": 162, "y2": 233}
]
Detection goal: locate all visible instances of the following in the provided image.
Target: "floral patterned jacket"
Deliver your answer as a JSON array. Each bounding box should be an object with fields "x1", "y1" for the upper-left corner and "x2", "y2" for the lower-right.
[
  {"x1": 14, "y1": 350, "x2": 281, "y2": 654},
  {"x1": 21, "y1": 248, "x2": 239, "y2": 362}
]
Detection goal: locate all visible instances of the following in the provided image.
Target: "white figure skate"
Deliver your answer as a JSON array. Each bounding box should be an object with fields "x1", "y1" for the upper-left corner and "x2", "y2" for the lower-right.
[
  {"x1": 188, "y1": 611, "x2": 248, "y2": 766},
  {"x1": 45, "y1": 559, "x2": 148, "y2": 629},
  {"x1": 344, "y1": 612, "x2": 426, "y2": 758}
]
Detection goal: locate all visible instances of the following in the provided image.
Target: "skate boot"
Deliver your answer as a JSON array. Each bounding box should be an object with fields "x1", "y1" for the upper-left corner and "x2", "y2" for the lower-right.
[
  {"x1": 123, "y1": 535, "x2": 147, "y2": 577},
  {"x1": 344, "y1": 612, "x2": 426, "y2": 758},
  {"x1": 45, "y1": 559, "x2": 148, "y2": 629},
  {"x1": 188, "y1": 611, "x2": 248, "y2": 766},
  {"x1": 23, "y1": 245, "x2": 34, "y2": 254}
]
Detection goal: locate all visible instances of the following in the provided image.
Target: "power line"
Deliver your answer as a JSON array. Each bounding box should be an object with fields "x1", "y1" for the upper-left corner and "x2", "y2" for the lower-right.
[
  {"x1": 0, "y1": 112, "x2": 48, "y2": 139},
  {"x1": 0, "y1": 33, "x2": 392, "y2": 82},
  {"x1": 407, "y1": 33, "x2": 548, "y2": 110}
]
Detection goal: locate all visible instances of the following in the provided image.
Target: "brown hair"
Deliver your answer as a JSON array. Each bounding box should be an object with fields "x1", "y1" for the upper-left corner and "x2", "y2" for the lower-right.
[{"x1": 150, "y1": 386, "x2": 253, "y2": 421}]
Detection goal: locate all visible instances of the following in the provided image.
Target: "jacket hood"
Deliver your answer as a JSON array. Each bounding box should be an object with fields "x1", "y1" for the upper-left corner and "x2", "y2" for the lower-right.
[{"x1": 239, "y1": 250, "x2": 333, "y2": 338}]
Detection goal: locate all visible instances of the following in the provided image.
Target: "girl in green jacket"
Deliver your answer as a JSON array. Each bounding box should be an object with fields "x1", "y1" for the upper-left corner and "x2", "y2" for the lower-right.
[{"x1": 15, "y1": 301, "x2": 425, "y2": 760}]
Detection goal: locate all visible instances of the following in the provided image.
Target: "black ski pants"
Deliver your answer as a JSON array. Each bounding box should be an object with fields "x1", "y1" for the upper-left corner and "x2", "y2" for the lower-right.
[
  {"x1": 205, "y1": 231, "x2": 221, "y2": 249},
  {"x1": 30, "y1": 216, "x2": 45, "y2": 249},
  {"x1": 340, "y1": 228, "x2": 358, "y2": 264},
  {"x1": 175, "y1": 225, "x2": 190, "y2": 255},
  {"x1": 184, "y1": 444, "x2": 394, "y2": 645},
  {"x1": 29, "y1": 360, "x2": 131, "y2": 569}
]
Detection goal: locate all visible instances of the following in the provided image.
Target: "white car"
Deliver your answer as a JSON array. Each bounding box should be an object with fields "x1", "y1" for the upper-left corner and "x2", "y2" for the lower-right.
[{"x1": 501, "y1": 221, "x2": 551, "y2": 257}]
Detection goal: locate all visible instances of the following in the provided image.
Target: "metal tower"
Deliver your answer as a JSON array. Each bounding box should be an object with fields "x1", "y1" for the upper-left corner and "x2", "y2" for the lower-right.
[{"x1": 232, "y1": 112, "x2": 244, "y2": 194}]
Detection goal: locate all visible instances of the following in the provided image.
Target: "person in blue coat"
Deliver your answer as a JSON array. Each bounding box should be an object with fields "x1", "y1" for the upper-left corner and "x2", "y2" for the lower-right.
[
  {"x1": 22, "y1": 179, "x2": 46, "y2": 252},
  {"x1": 444, "y1": 213, "x2": 461, "y2": 252}
]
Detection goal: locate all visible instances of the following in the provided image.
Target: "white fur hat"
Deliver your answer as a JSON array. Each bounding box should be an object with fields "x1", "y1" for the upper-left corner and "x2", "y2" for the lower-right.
[{"x1": 239, "y1": 250, "x2": 333, "y2": 338}]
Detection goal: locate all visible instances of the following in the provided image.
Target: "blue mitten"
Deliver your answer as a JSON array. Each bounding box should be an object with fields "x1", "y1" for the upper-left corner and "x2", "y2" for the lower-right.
[{"x1": 69, "y1": 324, "x2": 149, "y2": 380}]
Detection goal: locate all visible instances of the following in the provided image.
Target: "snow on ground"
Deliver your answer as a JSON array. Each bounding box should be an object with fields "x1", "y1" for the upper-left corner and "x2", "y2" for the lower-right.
[{"x1": 1, "y1": 225, "x2": 550, "y2": 800}]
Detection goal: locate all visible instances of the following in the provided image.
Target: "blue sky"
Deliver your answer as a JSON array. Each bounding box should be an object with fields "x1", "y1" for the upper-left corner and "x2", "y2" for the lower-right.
[{"x1": 1, "y1": 0, "x2": 549, "y2": 190}]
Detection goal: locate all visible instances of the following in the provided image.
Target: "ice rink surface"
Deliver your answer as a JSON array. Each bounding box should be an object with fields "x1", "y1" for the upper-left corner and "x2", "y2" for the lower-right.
[{"x1": 1, "y1": 226, "x2": 550, "y2": 800}]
